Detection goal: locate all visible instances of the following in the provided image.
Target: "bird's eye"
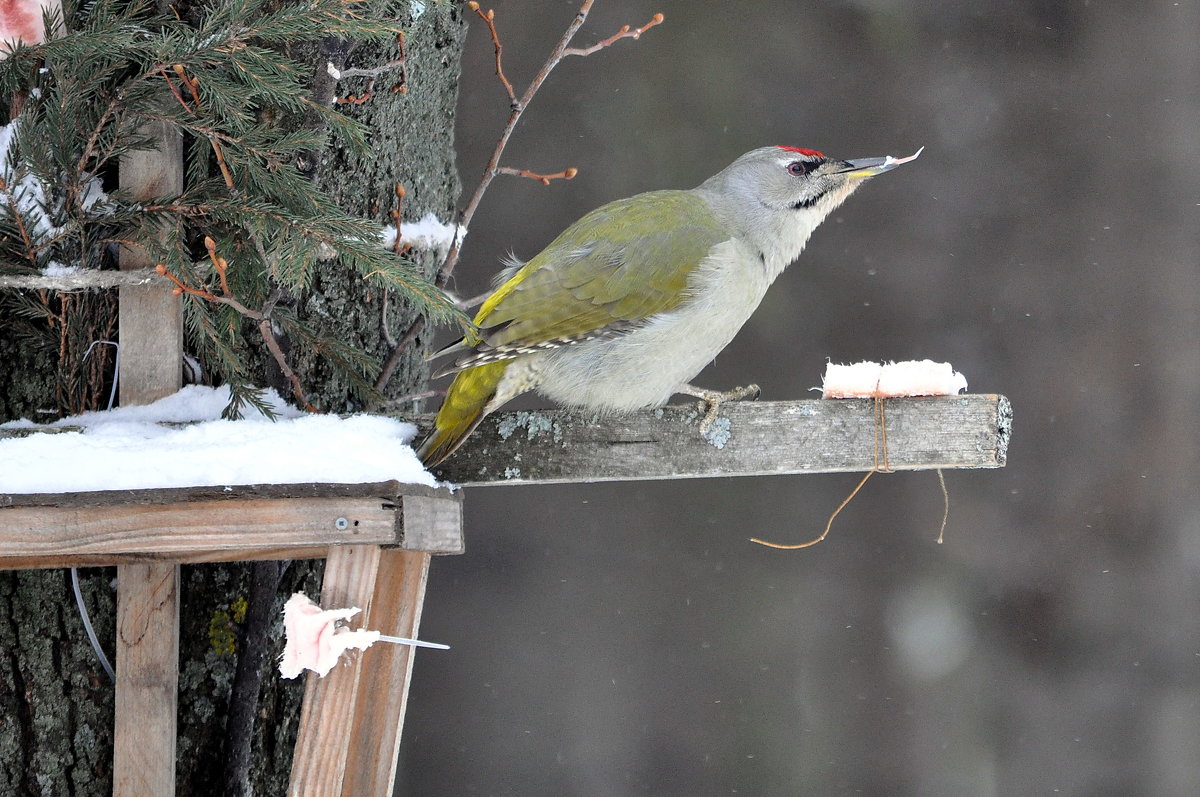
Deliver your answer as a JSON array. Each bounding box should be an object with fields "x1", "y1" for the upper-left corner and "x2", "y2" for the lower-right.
[{"x1": 787, "y1": 160, "x2": 819, "y2": 177}]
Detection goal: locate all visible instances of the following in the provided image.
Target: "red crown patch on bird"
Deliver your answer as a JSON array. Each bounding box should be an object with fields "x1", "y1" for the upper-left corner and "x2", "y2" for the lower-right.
[{"x1": 777, "y1": 146, "x2": 825, "y2": 158}]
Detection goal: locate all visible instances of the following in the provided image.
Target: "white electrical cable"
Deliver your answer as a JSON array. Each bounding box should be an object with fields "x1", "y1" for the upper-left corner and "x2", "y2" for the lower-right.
[
  {"x1": 71, "y1": 568, "x2": 115, "y2": 684},
  {"x1": 72, "y1": 340, "x2": 120, "y2": 684}
]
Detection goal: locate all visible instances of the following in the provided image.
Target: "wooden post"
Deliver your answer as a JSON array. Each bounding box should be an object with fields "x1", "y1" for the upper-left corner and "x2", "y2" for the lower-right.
[
  {"x1": 113, "y1": 118, "x2": 184, "y2": 797},
  {"x1": 117, "y1": 118, "x2": 184, "y2": 404},
  {"x1": 113, "y1": 563, "x2": 180, "y2": 797},
  {"x1": 282, "y1": 485, "x2": 463, "y2": 797},
  {"x1": 341, "y1": 550, "x2": 433, "y2": 794},
  {"x1": 288, "y1": 545, "x2": 385, "y2": 797}
]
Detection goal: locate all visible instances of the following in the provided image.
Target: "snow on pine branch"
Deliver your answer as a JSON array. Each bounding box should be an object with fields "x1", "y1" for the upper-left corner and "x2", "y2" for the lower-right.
[
  {"x1": 381, "y1": 212, "x2": 466, "y2": 258},
  {"x1": 0, "y1": 118, "x2": 107, "y2": 265}
]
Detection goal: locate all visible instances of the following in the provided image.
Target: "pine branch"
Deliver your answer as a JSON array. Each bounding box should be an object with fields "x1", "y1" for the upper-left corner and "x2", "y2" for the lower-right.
[{"x1": 0, "y1": 0, "x2": 458, "y2": 418}]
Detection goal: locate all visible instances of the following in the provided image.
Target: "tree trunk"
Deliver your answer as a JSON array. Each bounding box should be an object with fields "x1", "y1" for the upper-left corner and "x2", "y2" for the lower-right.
[{"x1": 0, "y1": 2, "x2": 465, "y2": 794}]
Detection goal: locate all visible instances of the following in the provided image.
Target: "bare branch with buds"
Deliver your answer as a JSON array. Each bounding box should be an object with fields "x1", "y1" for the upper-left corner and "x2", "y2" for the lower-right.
[
  {"x1": 467, "y1": 2, "x2": 516, "y2": 103},
  {"x1": 155, "y1": 253, "x2": 314, "y2": 412},
  {"x1": 496, "y1": 166, "x2": 578, "y2": 185},
  {"x1": 446, "y1": 2, "x2": 664, "y2": 289},
  {"x1": 562, "y1": 13, "x2": 665, "y2": 57}
]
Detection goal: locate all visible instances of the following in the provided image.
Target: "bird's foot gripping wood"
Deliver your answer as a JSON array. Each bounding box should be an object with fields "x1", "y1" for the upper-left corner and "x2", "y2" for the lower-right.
[{"x1": 677, "y1": 383, "x2": 762, "y2": 434}]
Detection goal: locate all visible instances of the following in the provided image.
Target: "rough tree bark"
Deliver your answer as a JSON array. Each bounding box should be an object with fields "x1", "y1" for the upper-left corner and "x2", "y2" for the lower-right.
[{"x1": 0, "y1": 2, "x2": 465, "y2": 794}]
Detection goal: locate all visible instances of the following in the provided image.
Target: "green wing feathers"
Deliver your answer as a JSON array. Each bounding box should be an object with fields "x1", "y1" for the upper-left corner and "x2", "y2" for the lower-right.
[{"x1": 472, "y1": 190, "x2": 727, "y2": 356}]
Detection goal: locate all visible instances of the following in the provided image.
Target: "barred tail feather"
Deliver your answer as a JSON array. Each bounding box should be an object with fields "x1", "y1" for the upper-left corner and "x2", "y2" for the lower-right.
[{"x1": 418, "y1": 362, "x2": 509, "y2": 467}]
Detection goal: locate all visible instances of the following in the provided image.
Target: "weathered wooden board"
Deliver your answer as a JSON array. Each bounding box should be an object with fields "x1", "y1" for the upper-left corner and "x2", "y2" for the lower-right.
[
  {"x1": 289, "y1": 544, "x2": 384, "y2": 797},
  {"x1": 341, "y1": 550, "x2": 432, "y2": 796},
  {"x1": 0, "y1": 497, "x2": 398, "y2": 564},
  {"x1": 0, "y1": 480, "x2": 454, "y2": 508},
  {"x1": 112, "y1": 119, "x2": 185, "y2": 797},
  {"x1": 113, "y1": 562, "x2": 180, "y2": 797},
  {"x1": 419, "y1": 394, "x2": 1012, "y2": 486},
  {"x1": 0, "y1": 482, "x2": 463, "y2": 569}
]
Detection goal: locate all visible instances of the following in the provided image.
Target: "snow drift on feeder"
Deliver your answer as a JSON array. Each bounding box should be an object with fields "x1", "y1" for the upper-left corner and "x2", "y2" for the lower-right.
[{"x1": 0, "y1": 385, "x2": 437, "y2": 493}]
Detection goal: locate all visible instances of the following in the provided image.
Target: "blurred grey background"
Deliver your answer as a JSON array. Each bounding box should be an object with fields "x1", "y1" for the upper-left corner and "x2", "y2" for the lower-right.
[{"x1": 399, "y1": 1, "x2": 1200, "y2": 794}]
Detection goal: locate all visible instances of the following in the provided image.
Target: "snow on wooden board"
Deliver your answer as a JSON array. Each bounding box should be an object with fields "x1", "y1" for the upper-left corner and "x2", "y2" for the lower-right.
[{"x1": 0, "y1": 385, "x2": 436, "y2": 494}]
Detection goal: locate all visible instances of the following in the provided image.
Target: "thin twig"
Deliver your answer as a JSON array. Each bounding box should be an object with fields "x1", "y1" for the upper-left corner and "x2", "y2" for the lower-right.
[
  {"x1": 159, "y1": 66, "x2": 237, "y2": 191},
  {"x1": 496, "y1": 166, "x2": 578, "y2": 185},
  {"x1": 456, "y1": 289, "x2": 491, "y2": 311},
  {"x1": 336, "y1": 90, "x2": 374, "y2": 105},
  {"x1": 172, "y1": 63, "x2": 201, "y2": 107},
  {"x1": 156, "y1": 264, "x2": 218, "y2": 300},
  {"x1": 439, "y1": 0, "x2": 610, "y2": 289},
  {"x1": 562, "y1": 13, "x2": 664, "y2": 57},
  {"x1": 381, "y1": 289, "x2": 398, "y2": 347},
  {"x1": 211, "y1": 139, "x2": 236, "y2": 191},
  {"x1": 75, "y1": 94, "x2": 124, "y2": 176},
  {"x1": 332, "y1": 59, "x2": 405, "y2": 80},
  {"x1": 374, "y1": 316, "x2": 426, "y2": 393},
  {"x1": 392, "y1": 31, "x2": 408, "y2": 94},
  {"x1": 468, "y1": 2, "x2": 516, "y2": 103},
  {"x1": 159, "y1": 68, "x2": 192, "y2": 112},
  {"x1": 204, "y1": 236, "x2": 231, "y2": 296},
  {"x1": 260, "y1": 315, "x2": 314, "y2": 411},
  {"x1": 378, "y1": 388, "x2": 445, "y2": 410},
  {"x1": 154, "y1": 264, "x2": 258, "y2": 317}
]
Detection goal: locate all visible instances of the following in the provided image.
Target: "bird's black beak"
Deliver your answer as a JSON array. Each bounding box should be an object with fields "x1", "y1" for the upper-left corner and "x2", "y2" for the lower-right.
[{"x1": 837, "y1": 146, "x2": 924, "y2": 178}]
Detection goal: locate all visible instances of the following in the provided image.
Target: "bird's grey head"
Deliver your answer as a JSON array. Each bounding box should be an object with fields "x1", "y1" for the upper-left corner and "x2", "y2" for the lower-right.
[
  {"x1": 701, "y1": 145, "x2": 910, "y2": 215},
  {"x1": 695, "y1": 145, "x2": 920, "y2": 275}
]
